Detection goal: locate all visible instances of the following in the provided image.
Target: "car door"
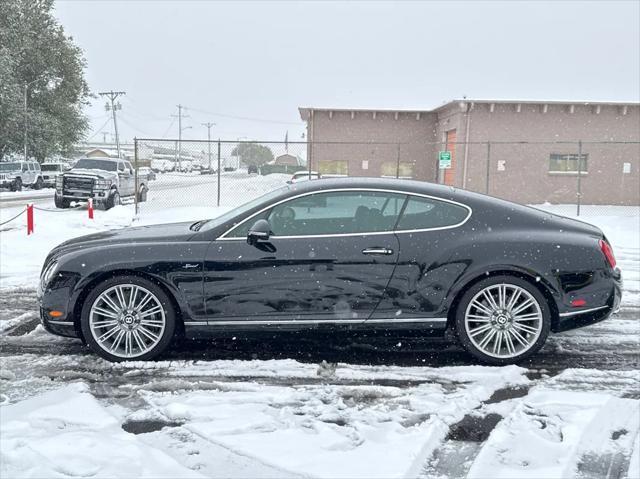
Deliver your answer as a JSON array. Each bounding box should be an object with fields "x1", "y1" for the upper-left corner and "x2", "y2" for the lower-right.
[
  {"x1": 22, "y1": 163, "x2": 32, "y2": 184},
  {"x1": 117, "y1": 161, "x2": 133, "y2": 196},
  {"x1": 370, "y1": 194, "x2": 472, "y2": 322},
  {"x1": 202, "y1": 189, "x2": 406, "y2": 324}
]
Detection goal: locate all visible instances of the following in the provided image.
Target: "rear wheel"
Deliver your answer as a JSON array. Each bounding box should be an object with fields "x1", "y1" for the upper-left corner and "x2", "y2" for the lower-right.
[
  {"x1": 80, "y1": 276, "x2": 176, "y2": 361},
  {"x1": 455, "y1": 276, "x2": 550, "y2": 365},
  {"x1": 33, "y1": 177, "x2": 43, "y2": 190}
]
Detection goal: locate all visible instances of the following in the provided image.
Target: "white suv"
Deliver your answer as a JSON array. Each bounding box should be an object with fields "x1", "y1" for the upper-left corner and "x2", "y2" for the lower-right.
[{"x1": 0, "y1": 161, "x2": 44, "y2": 191}]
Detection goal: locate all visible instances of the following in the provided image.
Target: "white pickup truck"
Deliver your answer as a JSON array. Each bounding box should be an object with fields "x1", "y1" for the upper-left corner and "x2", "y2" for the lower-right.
[{"x1": 54, "y1": 158, "x2": 148, "y2": 210}]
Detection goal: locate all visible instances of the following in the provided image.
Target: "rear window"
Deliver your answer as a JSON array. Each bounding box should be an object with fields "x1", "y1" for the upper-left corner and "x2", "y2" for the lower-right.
[{"x1": 396, "y1": 195, "x2": 469, "y2": 230}]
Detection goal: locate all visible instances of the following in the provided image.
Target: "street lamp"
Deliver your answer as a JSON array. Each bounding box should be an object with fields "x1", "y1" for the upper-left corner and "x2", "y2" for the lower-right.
[{"x1": 23, "y1": 74, "x2": 60, "y2": 161}]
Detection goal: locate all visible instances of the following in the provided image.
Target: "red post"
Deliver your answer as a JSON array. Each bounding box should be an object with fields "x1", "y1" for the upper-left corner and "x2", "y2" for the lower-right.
[
  {"x1": 88, "y1": 198, "x2": 94, "y2": 220},
  {"x1": 26, "y1": 204, "x2": 34, "y2": 235}
]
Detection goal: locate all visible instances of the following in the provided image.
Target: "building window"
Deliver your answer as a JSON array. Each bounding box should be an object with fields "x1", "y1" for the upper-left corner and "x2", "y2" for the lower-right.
[
  {"x1": 549, "y1": 154, "x2": 588, "y2": 174},
  {"x1": 381, "y1": 162, "x2": 414, "y2": 178},
  {"x1": 319, "y1": 160, "x2": 348, "y2": 175}
]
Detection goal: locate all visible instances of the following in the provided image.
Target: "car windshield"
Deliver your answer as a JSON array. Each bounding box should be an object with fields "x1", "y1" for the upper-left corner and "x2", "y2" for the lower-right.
[
  {"x1": 0, "y1": 163, "x2": 20, "y2": 171},
  {"x1": 41, "y1": 164, "x2": 61, "y2": 171},
  {"x1": 196, "y1": 185, "x2": 291, "y2": 232},
  {"x1": 73, "y1": 159, "x2": 118, "y2": 171}
]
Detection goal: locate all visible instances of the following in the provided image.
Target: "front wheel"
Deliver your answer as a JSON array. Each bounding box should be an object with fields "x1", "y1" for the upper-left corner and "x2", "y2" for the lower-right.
[
  {"x1": 10, "y1": 178, "x2": 22, "y2": 192},
  {"x1": 105, "y1": 191, "x2": 120, "y2": 210},
  {"x1": 54, "y1": 194, "x2": 70, "y2": 209},
  {"x1": 80, "y1": 276, "x2": 176, "y2": 361},
  {"x1": 455, "y1": 276, "x2": 550, "y2": 365},
  {"x1": 137, "y1": 185, "x2": 148, "y2": 202}
]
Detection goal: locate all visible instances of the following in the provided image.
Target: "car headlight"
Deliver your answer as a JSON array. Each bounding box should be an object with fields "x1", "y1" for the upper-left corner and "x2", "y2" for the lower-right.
[
  {"x1": 95, "y1": 179, "x2": 112, "y2": 189},
  {"x1": 55, "y1": 176, "x2": 63, "y2": 187},
  {"x1": 41, "y1": 260, "x2": 58, "y2": 287}
]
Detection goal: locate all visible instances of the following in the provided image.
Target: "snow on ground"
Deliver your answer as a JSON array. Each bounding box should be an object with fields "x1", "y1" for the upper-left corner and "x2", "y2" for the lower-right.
[
  {"x1": 1, "y1": 383, "x2": 202, "y2": 478},
  {"x1": 1, "y1": 175, "x2": 639, "y2": 478}
]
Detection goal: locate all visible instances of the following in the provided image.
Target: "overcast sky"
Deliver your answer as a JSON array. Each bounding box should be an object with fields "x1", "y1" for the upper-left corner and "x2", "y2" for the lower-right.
[{"x1": 54, "y1": 0, "x2": 640, "y2": 144}]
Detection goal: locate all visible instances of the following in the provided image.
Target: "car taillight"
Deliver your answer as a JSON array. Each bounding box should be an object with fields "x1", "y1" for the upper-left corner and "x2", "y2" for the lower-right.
[{"x1": 599, "y1": 239, "x2": 616, "y2": 269}]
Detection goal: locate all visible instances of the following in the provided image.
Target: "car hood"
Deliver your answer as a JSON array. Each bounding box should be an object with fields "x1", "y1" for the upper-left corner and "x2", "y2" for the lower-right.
[
  {"x1": 48, "y1": 222, "x2": 196, "y2": 260},
  {"x1": 65, "y1": 169, "x2": 118, "y2": 180}
]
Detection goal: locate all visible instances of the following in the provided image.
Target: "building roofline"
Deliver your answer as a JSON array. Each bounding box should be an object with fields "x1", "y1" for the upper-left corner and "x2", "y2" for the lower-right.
[{"x1": 299, "y1": 99, "x2": 639, "y2": 120}]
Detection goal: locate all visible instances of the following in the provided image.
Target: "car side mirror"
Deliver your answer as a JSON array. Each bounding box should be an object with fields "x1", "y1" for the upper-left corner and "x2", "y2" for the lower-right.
[{"x1": 247, "y1": 219, "x2": 271, "y2": 245}]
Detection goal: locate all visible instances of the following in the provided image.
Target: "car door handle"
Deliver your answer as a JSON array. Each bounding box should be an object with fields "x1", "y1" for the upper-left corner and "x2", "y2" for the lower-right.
[{"x1": 362, "y1": 247, "x2": 394, "y2": 255}]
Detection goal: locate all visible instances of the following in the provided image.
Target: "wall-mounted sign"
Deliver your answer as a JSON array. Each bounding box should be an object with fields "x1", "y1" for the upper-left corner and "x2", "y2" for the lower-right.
[
  {"x1": 439, "y1": 151, "x2": 452, "y2": 169},
  {"x1": 623, "y1": 162, "x2": 631, "y2": 174},
  {"x1": 497, "y1": 160, "x2": 506, "y2": 171}
]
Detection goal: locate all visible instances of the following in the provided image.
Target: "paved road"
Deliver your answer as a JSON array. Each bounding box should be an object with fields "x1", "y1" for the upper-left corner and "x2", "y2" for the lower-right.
[
  {"x1": 0, "y1": 175, "x2": 221, "y2": 209},
  {"x1": 0, "y1": 190, "x2": 54, "y2": 208}
]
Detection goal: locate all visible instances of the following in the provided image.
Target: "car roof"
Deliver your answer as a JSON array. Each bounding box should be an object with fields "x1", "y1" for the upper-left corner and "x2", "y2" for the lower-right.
[{"x1": 287, "y1": 177, "x2": 464, "y2": 199}]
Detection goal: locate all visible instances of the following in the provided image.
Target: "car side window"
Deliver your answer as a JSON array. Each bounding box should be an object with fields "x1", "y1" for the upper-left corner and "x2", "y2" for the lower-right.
[
  {"x1": 266, "y1": 191, "x2": 406, "y2": 237},
  {"x1": 395, "y1": 195, "x2": 469, "y2": 231},
  {"x1": 118, "y1": 162, "x2": 125, "y2": 172}
]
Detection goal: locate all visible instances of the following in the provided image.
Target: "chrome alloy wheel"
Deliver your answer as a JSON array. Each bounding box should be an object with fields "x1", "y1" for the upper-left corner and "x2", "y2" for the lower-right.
[
  {"x1": 89, "y1": 284, "x2": 166, "y2": 359},
  {"x1": 464, "y1": 283, "x2": 543, "y2": 359}
]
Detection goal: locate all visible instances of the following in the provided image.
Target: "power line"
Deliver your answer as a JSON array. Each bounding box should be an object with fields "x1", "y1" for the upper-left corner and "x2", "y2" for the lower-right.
[
  {"x1": 186, "y1": 105, "x2": 301, "y2": 126},
  {"x1": 161, "y1": 117, "x2": 176, "y2": 138},
  {"x1": 86, "y1": 116, "x2": 114, "y2": 141}
]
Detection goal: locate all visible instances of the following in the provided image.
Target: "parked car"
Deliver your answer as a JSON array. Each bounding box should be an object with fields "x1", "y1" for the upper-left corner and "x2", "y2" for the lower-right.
[
  {"x1": 54, "y1": 158, "x2": 148, "y2": 210},
  {"x1": 0, "y1": 161, "x2": 44, "y2": 191},
  {"x1": 40, "y1": 162, "x2": 68, "y2": 188},
  {"x1": 287, "y1": 170, "x2": 320, "y2": 184},
  {"x1": 138, "y1": 167, "x2": 156, "y2": 181},
  {"x1": 247, "y1": 164, "x2": 258, "y2": 174},
  {"x1": 38, "y1": 177, "x2": 621, "y2": 363}
]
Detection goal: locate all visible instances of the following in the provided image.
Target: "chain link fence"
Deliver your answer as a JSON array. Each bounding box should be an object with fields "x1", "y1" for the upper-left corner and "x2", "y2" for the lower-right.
[{"x1": 132, "y1": 138, "x2": 639, "y2": 218}]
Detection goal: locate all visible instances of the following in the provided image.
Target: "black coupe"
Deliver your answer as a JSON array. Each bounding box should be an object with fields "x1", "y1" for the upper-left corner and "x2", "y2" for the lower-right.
[{"x1": 38, "y1": 178, "x2": 622, "y2": 364}]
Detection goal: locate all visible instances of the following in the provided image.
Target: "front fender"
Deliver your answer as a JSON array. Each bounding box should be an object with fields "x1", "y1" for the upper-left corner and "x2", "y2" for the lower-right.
[{"x1": 47, "y1": 242, "x2": 210, "y2": 324}]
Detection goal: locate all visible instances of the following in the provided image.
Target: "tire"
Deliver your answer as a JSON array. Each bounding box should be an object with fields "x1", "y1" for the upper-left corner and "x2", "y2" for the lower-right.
[
  {"x1": 10, "y1": 178, "x2": 22, "y2": 192},
  {"x1": 137, "y1": 185, "x2": 148, "y2": 202},
  {"x1": 33, "y1": 177, "x2": 43, "y2": 190},
  {"x1": 106, "y1": 190, "x2": 120, "y2": 210},
  {"x1": 80, "y1": 275, "x2": 176, "y2": 362},
  {"x1": 454, "y1": 275, "x2": 551, "y2": 365},
  {"x1": 54, "y1": 194, "x2": 70, "y2": 209}
]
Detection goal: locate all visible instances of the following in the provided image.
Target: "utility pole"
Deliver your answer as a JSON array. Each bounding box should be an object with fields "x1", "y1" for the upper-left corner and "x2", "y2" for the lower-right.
[
  {"x1": 171, "y1": 105, "x2": 190, "y2": 171},
  {"x1": 99, "y1": 90, "x2": 126, "y2": 158},
  {"x1": 23, "y1": 83, "x2": 28, "y2": 161},
  {"x1": 201, "y1": 122, "x2": 215, "y2": 169},
  {"x1": 101, "y1": 132, "x2": 109, "y2": 144}
]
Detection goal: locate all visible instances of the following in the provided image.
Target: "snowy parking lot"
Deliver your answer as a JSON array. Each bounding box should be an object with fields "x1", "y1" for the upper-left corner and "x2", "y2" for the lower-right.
[{"x1": 1, "y1": 173, "x2": 638, "y2": 478}]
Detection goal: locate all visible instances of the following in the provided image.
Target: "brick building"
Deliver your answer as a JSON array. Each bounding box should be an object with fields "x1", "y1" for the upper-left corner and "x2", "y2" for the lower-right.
[{"x1": 299, "y1": 100, "x2": 640, "y2": 205}]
